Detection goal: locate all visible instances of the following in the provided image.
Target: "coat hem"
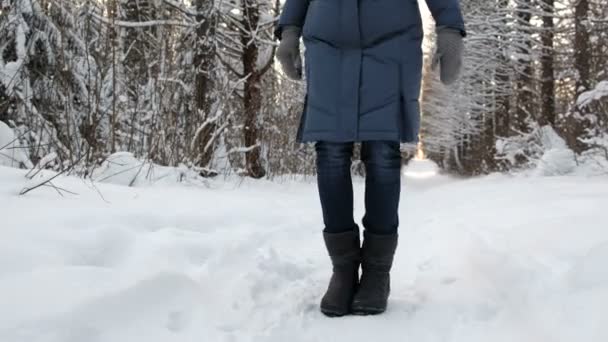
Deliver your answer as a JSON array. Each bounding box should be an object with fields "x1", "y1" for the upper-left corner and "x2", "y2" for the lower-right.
[{"x1": 297, "y1": 131, "x2": 418, "y2": 144}]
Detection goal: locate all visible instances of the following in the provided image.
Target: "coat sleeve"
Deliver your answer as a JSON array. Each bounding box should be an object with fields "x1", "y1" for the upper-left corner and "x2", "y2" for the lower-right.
[
  {"x1": 275, "y1": 0, "x2": 309, "y2": 40},
  {"x1": 424, "y1": 0, "x2": 466, "y2": 36}
]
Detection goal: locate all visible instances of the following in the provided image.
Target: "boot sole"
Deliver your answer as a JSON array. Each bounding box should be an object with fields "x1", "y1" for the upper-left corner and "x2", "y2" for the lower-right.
[
  {"x1": 320, "y1": 306, "x2": 349, "y2": 317},
  {"x1": 350, "y1": 305, "x2": 386, "y2": 316}
]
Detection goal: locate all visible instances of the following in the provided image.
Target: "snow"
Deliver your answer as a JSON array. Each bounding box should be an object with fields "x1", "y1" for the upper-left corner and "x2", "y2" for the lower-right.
[
  {"x1": 90, "y1": 12, "x2": 193, "y2": 28},
  {"x1": 1, "y1": 163, "x2": 607, "y2": 342},
  {"x1": 0, "y1": 61, "x2": 23, "y2": 93},
  {"x1": 403, "y1": 158, "x2": 440, "y2": 179},
  {"x1": 535, "y1": 148, "x2": 577, "y2": 176},
  {"x1": 91, "y1": 152, "x2": 202, "y2": 186},
  {"x1": 494, "y1": 125, "x2": 605, "y2": 176},
  {"x1": 577, "y1": 81, "x2": 608, "y2": 108},
  {"x1": 0, "y1": 121, "x2": 33, "y2": 168},
  {"x1": 533, "y1": 126, "x2": 577, "y2": 176}
]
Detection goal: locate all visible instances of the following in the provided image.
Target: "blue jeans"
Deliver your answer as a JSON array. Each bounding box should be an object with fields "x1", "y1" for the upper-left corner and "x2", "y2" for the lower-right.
[{"x1": 315, "y1": 141, "x2": 402, "y2": 235}]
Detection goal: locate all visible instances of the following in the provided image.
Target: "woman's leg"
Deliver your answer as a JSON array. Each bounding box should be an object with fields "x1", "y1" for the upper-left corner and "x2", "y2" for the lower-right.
[
  {"x1": 315, "y1": 141, "x2": 358, "y2": 233},
  {"x1": 352, "y1": 140, "x2": 402, "y2": 315},
  {"x1": 315, "y1": 141, "x2": 361, "y2": 317},
  {"x1": 360, "y1": 140, "x2": 402, "y2": 234}
]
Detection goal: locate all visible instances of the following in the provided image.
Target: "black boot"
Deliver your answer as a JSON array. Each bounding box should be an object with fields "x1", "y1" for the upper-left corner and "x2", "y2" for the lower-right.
[
  {"x1": 351, "y1": 231, "x2": 398, "y2": 315},
  {"x1": 320, "y1": 228, "x2": 361, "y2": 317}
]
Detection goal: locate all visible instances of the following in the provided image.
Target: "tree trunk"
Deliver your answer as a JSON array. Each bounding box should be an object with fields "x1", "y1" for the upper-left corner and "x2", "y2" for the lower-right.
[
  {"x1": 513, "y1": 0, "x2": 534, "y2": 133},
  {"x1": 564, "y1": 0, "x2": 591, "y2": 153},
  {"x1": 192, "y1": 0, "x2": 218, "y2": 174},
  {"x1": 240, "y1": 0, "x2": 266, "y2": 179},
  {"x1": 539, "y1": 0, "x2": 555, "y2": 127},
  {"x1": 109, "y1": 0, "x2": 118, "y2": 154},
  {"x1": 574, "y1": 0, "x2": 591, "y2": 93},
  {"x1": 494, "y1": 0, "x2": 511, "y2": 140}
]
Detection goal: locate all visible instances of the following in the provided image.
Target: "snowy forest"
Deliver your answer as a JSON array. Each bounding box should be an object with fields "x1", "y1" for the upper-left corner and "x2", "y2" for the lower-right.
[
  {"x1": 1, "y1": 1, "x2": 608, "y2": 340},
  {"x1": 1, "y1": 0, "x2": 607, "y2": 178}
]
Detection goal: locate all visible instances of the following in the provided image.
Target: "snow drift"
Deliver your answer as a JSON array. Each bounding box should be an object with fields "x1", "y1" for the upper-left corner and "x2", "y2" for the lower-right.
[{"x1": 1, "y1": 165, "x2": 607, "y2": 342}]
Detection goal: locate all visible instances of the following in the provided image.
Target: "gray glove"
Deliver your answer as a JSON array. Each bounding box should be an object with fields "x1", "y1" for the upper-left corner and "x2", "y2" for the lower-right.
[
  {"x1": 432, "y1": 27, "x2": 464, "y2": 85},
  {"x1": 276, "y1": 26, "x2": 303, "y2": 80}
]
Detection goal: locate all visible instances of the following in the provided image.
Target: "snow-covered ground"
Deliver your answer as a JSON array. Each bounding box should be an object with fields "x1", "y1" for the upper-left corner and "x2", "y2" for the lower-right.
[{"x1": 1, "y1": 162, "x2": 607, "y2": 342}]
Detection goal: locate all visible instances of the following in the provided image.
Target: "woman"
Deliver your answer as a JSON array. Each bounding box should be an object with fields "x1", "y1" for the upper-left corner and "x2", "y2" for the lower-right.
[{"x1": 275, "y1": 0, "x2": 465, "y2": 317}]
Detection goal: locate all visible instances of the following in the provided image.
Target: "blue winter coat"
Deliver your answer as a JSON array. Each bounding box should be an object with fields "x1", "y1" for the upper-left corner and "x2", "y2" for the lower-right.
[{"x1": 277, "y1": 0, "x2": 465, "y2": 143}]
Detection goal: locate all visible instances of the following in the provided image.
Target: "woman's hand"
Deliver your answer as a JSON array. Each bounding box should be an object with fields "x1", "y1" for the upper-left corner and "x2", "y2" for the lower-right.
[
  {"x1": 276, "y1": 26, "x2": 303, "y2": 80},
  {"x1": 432, "y1": 27, "x2": 464, "y2": 85}
]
